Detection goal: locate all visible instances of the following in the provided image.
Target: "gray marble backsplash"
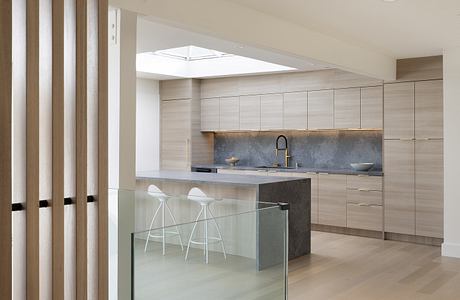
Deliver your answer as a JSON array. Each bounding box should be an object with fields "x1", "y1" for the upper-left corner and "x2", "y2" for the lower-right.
[{"x1": 214, "y1": 131, "x2": 382, "y2": 171}]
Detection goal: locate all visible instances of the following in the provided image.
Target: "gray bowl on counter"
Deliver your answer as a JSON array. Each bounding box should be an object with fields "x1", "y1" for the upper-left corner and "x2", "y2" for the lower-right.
[{"x1": 350, "y1": 163, "x2": 374, "y2": 171}]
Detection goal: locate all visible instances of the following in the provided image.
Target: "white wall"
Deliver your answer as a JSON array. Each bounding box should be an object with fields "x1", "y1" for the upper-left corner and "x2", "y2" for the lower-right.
[
  {"x1": 136, "y1": 78, "x2": 160, "y2": 173},
  {"x1": 442, "y1": 47, "x2": 460, "y2": 258}
]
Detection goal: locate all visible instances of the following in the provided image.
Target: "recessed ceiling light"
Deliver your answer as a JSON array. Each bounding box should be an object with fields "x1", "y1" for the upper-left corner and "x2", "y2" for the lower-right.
[{"x1": 382, "y1": 0, "x2": 397, "y2": 2}]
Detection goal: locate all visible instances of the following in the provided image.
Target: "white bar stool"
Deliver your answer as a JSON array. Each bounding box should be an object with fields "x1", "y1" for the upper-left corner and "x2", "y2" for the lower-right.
[
  {"x1": 185, "y1": 187, "x2": 227, "y2": 264},
  {"x1": 144, "y1": 184, "x2": 184, "y2": 255}
]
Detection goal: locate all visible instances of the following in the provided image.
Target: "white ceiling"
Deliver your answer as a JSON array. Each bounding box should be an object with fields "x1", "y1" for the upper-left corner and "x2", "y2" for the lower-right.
[
  {"x1": 137, "y1": 17, "x2": 331, "y2": 79},
  {"x1": 225, "y1": 0, "x2": 460, "y2": 58}
]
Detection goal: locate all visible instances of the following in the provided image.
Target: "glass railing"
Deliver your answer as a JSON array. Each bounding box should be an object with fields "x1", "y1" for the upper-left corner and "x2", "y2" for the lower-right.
[{"x1": 128, "y1": 190, "x2": 288, "y2": 300}]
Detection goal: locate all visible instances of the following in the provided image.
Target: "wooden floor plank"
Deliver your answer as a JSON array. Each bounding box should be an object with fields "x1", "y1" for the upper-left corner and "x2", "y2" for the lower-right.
[{"x1": 289, "y1": 231, "x2": 460, "y2": 300}]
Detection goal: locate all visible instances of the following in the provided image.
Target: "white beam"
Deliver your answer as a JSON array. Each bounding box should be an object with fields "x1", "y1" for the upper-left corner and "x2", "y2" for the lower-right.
[{"x1": 110, "y1": 0, "x2": 396, "y2": 80}]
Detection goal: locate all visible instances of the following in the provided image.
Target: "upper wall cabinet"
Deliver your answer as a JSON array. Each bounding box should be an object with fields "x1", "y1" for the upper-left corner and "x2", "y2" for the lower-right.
[
  {"x1": 334, "y1": 88, "x2": 361, "y2": 129},
  {"x1": 201, "y1": 98, "x2": 220, "y2": 131},
  {"x1": 361, "y1": 86, "x2": 383, "y2": 129},
  {"x1": 283, "y1": 92, "x2": 307, "y2": 129},
  {"x1": 219, "y1": 96, "x2": 239, "y2": 130},
  {"x1": 308, "y1": 90, "x2": 334, "y2": 129},
  {"x1": 200, "y1": 77, "x2": 239, "y2": 98},
  {"x1": 415, "y1": 80, "x2": 443, "y2": 139},
  {"x1": 261, "y1": 94, "x2": 283, "y2": 130},
  {"x1": 160, "y1": 79, "x2": 192, "y2": 100},
  {"x1": 384, "y1": 82, "x2": 415, "y2": 139},
  {"x1": 239, "y1": 95, "x2": 261, "y2": 131},
  {"x1": 238, "y1": 74, "x2": 282, "y2": 95}
]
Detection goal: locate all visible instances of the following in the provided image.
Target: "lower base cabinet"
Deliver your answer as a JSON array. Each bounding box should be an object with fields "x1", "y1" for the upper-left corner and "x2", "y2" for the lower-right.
[
  {"x1": 318, "y1": 174, "x2": 347, "y2": 227},
  {"x1": 347, "y1": 203, "x2": 383, "y2": 231}
]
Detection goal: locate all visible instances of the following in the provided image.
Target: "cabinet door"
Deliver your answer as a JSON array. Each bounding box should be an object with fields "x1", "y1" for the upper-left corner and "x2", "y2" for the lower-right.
[
  {"x1": 334, "y1": 88, "x2": 361, "y2": 129},
  {"x1": 415, "y1": 80, "x2": 443, "y2": 139},
  {"x1": 347, "y1": 203, "x2": 383, "y2": 231},
  {"x1": 201, "y1": 98, "x2": 219, "y2": 131},
  {"x1": 361, "y1": 86, "x2": 383, "y2": 129},
  {"x1": 384, "y1": 82, "x2": 415, "y2": 139},
  {"x1": 318, "y1": 174, "x2": 347, "y2": 227},
  {"x1": 239, "y1": 95, "x2": 260, "y2": 131},
  {"x1": 308, "y1": 90, "x2": 334, "y2": 129},
  {"x1": 415, "y1": 140, "x2": 443, "y2": 238},
  {"x1": 261, "y1": 93, "x2": 283, "y2": 130},
  {"x1": 384, "y1": 140, "x2": 415, "y2": 235},
  {"x1": 307, "y1": 173, "x2": 319, "y2": 224},
  {"x1": 161, "y1": 100, "x2": 191, "y2": 170},
  {"x1": 219, "y1": 96, "x2": 239, "y2": 130},
  {"x1": 283, "y1": 92, "x2": 307, "y2": 130}
]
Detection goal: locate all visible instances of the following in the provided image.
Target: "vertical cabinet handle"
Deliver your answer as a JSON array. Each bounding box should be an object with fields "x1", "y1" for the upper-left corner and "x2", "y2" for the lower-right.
[{"x1": 185, "y1": 139, "x2": 190, "y2": 167}]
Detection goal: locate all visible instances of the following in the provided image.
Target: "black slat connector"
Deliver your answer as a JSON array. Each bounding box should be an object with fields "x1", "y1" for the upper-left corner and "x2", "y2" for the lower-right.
[{"x1": 11, "y1": 195, "x2": 95, "y2": 211}]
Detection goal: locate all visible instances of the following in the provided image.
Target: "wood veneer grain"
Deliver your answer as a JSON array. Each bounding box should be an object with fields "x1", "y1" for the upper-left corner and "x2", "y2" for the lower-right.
[
  {"x1": 76, "y1": 0, "x2": 88, "y2": 298},
  {"x1": 0, "y1": 1, "x2": 12, "y2": 299},
  {"x1": 26, "y1": 0, "x2": 40, "y2": 298},
  {"x1": 52, "y1": 0, "x2": 65, "y2": 298}
]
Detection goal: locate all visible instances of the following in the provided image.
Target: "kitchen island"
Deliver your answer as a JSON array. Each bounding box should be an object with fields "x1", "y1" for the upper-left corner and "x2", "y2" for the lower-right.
[{"x1": 136, "y1": 170, "x2": 311, "y2": 264}]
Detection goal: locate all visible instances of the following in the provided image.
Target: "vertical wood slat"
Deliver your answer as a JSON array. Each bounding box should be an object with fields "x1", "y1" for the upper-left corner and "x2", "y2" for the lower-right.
[
  {"x1": 98, "y1": 0, "x2": 109, "y2": 299},
  {"x1": 0, "y1": 0, "x2": 12, "y2": 299},
  {"x1": 26, "y1": 0, "x2": 40, "y2": 299},
  {"x1": 52, "y1": 0, "x2": 65, "y2": 298},
  {"x1": 76, "y1": 0, "x2": 88, "y2": 299}
]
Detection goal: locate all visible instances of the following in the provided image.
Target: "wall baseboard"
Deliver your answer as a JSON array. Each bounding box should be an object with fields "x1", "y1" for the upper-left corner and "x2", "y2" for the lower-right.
[{"x1": 442, "y1": 242, "x2": 460, "y2": 258}]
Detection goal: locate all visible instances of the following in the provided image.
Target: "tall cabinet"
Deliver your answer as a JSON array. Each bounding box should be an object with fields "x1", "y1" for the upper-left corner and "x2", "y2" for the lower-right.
[
  {"x1": 383, "y1": 80, "x2": 443, "y2": 238},
  {"x1": 160, "y1": 79, "x2": 213, "y2": 170}
]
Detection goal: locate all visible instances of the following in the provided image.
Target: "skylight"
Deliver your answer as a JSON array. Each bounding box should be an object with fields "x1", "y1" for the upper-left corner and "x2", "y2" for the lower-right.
[
  {"x1": 137, "y1": 45, "x2": 296, "y2": 78},
  {"x1": 154, "y1": 46, "x2": 233, "y2": 61}
]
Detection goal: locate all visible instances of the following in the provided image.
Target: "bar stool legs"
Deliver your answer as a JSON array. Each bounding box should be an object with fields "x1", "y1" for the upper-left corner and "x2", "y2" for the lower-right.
[
  {"x1": 185, "y1": 203, "x2": 227, "y2": 264},
  {"x1": 144, "y1": 199, "x2": 184, "y2": 255}
]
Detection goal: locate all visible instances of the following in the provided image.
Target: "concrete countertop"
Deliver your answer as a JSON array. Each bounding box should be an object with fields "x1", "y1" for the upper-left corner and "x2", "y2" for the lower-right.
[
  {"x1": 192, "y1": 164, "x2": 384, "y2": 176},
  {"x1": 136, "y1": 170, "x2": 309, "y2": 186}
]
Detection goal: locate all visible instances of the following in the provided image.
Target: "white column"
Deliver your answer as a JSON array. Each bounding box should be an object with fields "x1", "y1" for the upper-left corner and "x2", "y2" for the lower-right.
[
  {"x1": 108, "y1": 7, "x2": 137, "y2": 300},
  {"x1": 442, "y1": 47, "x2": 460, "y2": 258},
  {"x1": 136, "y1": 78, "x2": 160, "y2": 172}
]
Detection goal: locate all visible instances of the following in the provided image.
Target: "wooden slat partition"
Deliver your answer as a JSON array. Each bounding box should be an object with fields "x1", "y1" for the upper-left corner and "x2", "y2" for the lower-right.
[
  {"x1": 0, "y1": 0, "x2": 12, "y2": 299},
  {"x1": 98, "y1": 0, "x2": 109, "y2": 299},
  {"x1": 26, "y1": 0, "x2": 40, "y2": 298},
  {"x1": 76, "y1": 0, "x2": 88, "y2": 299},
  {"x1": 52, "y1": 0, "x2": 65, "y2": 298}
]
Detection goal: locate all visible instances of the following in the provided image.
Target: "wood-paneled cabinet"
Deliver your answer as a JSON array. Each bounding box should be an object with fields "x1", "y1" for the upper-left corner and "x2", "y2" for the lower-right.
[
  {"x1": 161, "y1": 99, "x2": 192, "y2": 170},
  {"x1": 384, "y1": 82, "x2": 415, "y2": 139},
  {"x1": 201, "y1": 98, "x2": 220, "y2": 131},
  {"x1": 283, "y1": 92, "x2": 307, "y2": 129},
  {"x1": 318, "y1": 174, "x2": 347, "y2": 227},
  {"x1": 361, "y1": 86, "x2": 383, "y2": 129},
  {"x1": 239, "y1": 95, "x2": 261, "y2": 131},
  {"x1": 219, "y1": 96, "x2": 239, "y2": 130},
  {"x1": 161, "y1": 79, "x2": 213, "y2": 171},
  {"x1": 346, "y1": 175, "x2": 383, "y2": 231},
  {"x1": 415, "y1": 140, "x2": 443, "y2": 238},
  {"x1": 384, "y1": 140, "x2": 415, "y2": 235},
  {"x1": 308, "y1": 90, "x2": 334, "y2": 129},
  {"x1": 334, "y1": 88, "x2": 361, "y2": 129},
  {"x1": 415, "y1": 80, "x2": 443, "y2": 139},
  {"x1": 260, "y1": 93, "x2": 283, "y2": 130}
]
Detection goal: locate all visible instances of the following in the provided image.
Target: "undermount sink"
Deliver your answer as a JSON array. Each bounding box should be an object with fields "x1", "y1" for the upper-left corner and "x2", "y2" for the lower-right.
[{"x1": 254, "y1": 165, "x2": 296, "y2": 170}]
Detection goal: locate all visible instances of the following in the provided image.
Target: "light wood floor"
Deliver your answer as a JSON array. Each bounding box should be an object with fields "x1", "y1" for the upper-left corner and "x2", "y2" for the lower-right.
[{"x1": 289, "y1": 231, "x2": 460, "y2": 300}]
